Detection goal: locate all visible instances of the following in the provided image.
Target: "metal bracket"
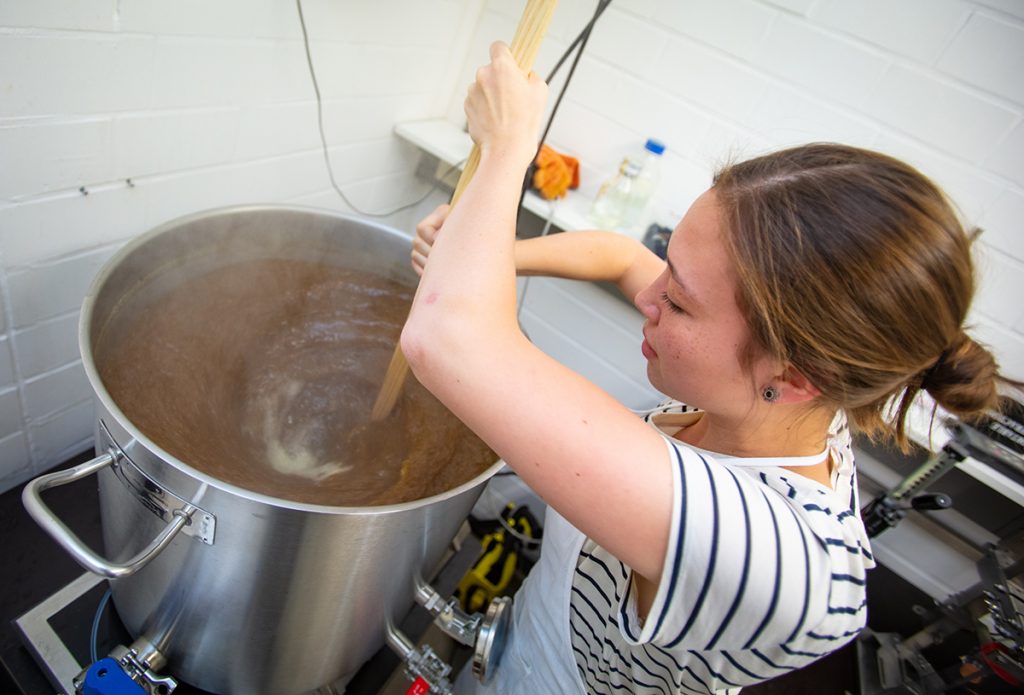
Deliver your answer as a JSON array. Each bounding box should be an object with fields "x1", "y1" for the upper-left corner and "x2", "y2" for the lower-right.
[{"x1": 99, "y1": 420, "x2": 216, "y2": 545}]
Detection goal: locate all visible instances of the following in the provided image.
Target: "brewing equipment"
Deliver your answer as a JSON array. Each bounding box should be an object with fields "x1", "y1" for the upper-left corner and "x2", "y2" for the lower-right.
[{"x1": 22, "y1": 206, "x2": 507, "y2": 694}]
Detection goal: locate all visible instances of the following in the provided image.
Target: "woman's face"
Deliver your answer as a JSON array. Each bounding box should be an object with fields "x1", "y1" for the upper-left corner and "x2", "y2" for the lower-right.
[{"x1": 635, "y1": 189, "x2": 771, "y2": 417}]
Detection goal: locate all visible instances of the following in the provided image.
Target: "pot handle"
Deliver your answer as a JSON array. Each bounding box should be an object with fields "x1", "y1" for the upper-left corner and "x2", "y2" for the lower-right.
[{"x1": 22, "y1": 452, "x2": 194, "y2": 579}]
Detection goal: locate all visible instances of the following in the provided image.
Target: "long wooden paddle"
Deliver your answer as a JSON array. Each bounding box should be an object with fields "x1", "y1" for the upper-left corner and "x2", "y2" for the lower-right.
[{"x1": 371, "y1": 0, "x2": 559, "y2": 421}]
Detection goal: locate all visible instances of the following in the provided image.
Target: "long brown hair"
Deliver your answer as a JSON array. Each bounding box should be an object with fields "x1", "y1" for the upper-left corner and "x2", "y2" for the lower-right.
[{"x1": 712, "y1": 143, "x2": 1010, "y2": 449}]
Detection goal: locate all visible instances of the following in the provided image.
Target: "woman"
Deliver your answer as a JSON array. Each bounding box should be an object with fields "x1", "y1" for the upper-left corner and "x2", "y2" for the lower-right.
[{"x1": 401, "y1": 43, "x2": 1011, "y2": 694}]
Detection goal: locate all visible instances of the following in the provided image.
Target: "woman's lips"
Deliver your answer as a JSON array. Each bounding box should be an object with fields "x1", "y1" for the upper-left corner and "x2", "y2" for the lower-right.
[{"x1": 641, "y1": 331, "x2": 657, "y2": 359}]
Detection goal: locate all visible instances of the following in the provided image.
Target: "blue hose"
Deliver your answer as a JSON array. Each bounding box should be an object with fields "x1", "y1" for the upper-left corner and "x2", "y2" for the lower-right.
[{"x1": 90, "y1": 587, "x2": 113, "y2": 664}]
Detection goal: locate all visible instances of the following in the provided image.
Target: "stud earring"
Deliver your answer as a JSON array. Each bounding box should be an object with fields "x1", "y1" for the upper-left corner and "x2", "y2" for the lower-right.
[{"x1": 761, "y1": 385, "x2": 780, "y2": 403}]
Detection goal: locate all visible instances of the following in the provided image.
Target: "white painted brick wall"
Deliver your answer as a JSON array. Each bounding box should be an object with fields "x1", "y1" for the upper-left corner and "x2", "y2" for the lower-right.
[
  {"x1": 450, "y1": 0, "x2": 1024, "y2": 401},
  {"x1": 0, "y1": 0, "x2": 476, "y2": 491},
  {"x1": 3, "y1": 0, "x2": 1023, "y2": 495}
]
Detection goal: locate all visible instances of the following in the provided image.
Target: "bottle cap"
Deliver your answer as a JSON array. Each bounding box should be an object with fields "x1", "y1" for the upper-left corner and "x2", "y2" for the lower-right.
[{"x1": 644, "y1": 139, "x2": 666, "y2": 155}]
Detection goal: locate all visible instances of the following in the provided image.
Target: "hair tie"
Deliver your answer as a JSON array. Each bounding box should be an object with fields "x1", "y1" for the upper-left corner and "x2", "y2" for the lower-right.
[{"x1": 921, "y1": 348, "x2": 950, "y2": 388}]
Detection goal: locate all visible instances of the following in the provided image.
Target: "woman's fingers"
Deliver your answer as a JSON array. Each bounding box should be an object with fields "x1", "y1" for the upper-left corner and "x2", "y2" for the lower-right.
[
  {"x1": 411, "y1": 203, "x2": 451, "y2": 275},
  {"x1": 464, "y1": 42, "x2": 548, "y2": 162}
]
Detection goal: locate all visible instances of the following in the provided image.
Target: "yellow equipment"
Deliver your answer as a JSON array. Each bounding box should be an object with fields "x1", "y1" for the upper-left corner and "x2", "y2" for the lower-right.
[{"x1": 456, "y1": 504, "x2": 541, "y2": 614}]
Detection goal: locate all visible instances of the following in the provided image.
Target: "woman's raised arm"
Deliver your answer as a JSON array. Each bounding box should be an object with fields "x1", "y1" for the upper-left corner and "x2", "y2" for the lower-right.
[{"x1": 401, "y1": 43, "x2": 674, "y2": 582}]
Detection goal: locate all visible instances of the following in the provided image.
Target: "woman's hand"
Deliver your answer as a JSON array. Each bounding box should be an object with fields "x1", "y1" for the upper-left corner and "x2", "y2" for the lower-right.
[
  {"x1": 411, "y1": 203, "x2": 449, "y2": 276},
  {"x1": 466, "y1": 42, "x2": 548, "y2": 168}
]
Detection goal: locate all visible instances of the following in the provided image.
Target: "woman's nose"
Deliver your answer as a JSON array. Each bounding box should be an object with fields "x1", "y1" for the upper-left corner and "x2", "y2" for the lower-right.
[{"x1": 634, "y1": 280, "x2": 661, "y2": 322}]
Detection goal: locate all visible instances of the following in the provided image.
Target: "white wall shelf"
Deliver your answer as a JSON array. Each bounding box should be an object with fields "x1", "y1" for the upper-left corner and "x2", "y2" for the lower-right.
[{"x1": 395, "y1": 118, "x2": 595, "y2": 235}]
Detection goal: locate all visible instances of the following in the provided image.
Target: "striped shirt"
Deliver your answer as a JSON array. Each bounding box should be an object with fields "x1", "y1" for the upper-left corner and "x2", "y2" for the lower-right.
[{"x1": 568, "y1": 403, "x2": 874, "y2": 694}]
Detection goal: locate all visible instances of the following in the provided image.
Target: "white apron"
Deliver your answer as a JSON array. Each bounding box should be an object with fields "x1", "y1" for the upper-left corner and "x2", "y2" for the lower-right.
[{"x1": 455, "y1": 507, "x2": 587, "y2": 694}]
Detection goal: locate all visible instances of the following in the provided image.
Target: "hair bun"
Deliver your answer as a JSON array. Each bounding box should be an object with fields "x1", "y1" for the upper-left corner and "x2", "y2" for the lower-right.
[{"x1": 921, "y1": 331, "x2": 1000, "y2": 417}]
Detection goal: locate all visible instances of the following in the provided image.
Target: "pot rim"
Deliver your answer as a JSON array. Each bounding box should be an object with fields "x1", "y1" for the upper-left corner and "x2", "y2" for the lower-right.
[{"x1": 79, "y1": 204, "x2": 504, "y2": 515}]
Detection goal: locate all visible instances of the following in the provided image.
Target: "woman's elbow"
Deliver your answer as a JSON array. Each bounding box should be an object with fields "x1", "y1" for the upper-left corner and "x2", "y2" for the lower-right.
[
  {"x1": 400, "y1": 319, "x2": 431, "y2": 373},
  {"x1": 400, "y1": 313, "x2": 460, "y2": 382}
]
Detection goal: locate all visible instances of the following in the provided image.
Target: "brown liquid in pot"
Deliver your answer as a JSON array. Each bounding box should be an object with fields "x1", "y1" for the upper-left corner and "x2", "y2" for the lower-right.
[{"x1": 97, "y1": 259, "x2": 495, "y2": 506}]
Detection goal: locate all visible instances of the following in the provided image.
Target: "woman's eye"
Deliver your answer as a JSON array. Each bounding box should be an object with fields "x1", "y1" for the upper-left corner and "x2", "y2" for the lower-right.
[{"x1": 659, "y1": 291, "x2": 686, "y2": 315}]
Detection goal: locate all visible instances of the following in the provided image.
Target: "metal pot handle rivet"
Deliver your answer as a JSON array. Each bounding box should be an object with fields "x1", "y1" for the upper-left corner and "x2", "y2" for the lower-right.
[{"x1": 22, "y1": 452, "x2": 194, "y2": 579}]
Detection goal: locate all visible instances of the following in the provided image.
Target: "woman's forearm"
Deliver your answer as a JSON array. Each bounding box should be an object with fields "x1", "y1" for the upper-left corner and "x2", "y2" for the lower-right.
[{"x1": 514, "y1": 231, "x2": 665, "y2": 301}]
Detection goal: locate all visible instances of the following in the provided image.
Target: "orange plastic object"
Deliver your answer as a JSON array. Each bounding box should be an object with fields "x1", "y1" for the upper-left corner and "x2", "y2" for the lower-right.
[{"x1": 532, "y1": 144, "x2": 579, "y2": 199}]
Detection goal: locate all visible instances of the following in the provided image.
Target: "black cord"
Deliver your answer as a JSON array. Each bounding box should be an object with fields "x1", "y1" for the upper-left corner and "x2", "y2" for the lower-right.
[
  {"x1": 519, "y1": 0, "x2": 612, "y2": 209},
  {"x1": 298, "y1": 0, "x2": 610, "y2": 219},
  {"x1": 296, "y1": 0, "x2": 457, "y2": 217}
]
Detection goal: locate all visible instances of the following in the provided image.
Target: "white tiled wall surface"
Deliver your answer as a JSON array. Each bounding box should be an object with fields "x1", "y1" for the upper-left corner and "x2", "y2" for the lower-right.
[
  {"x1": 0, "y1": 0, "x2": 478, "y2": 492},
  {"x1": 2, "y1": 0, "x2": 1023, "y2": 493}
]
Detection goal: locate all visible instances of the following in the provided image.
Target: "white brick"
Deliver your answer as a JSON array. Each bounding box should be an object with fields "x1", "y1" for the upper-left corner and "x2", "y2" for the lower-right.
[
  {"x1": 0, "y1": 338, "x2": 14, "y2": 386},
  {"x1": 871, "y1": 132, "x2": 1004, "y2": 224},
  {"x1": 547, "y1": 100, "x2": 645, "y2": 198},
  {"x1": 654, "y1": 0, "x2": 777, "y2": 61},
  {"x1": 761, "y1": 0, "x2": 815, "y2": 15},
  {"x1": 244, "y1": 39, "x2": 316, "y2": 105},
  {"x1": 0, "y1": 1, "x2": 116, "y2": 32},
  {"x1": 655, "y1": 153, "x2": 714, "y2": 217},
  {"x1": 0, "y1": 35, "x2": 155, "y2": 118},
  {"x1": 250, "y1": 0, "x2": 304, "y2": 40},
  {"x1": 938, "y1": 12, "x2": 1024, "y2": 104},
  {"x1": 587, "y1": 7, "x2": 668, "y2": 76},
  {"x1": 867, "y1": 65, "x2": 1017, "y2": 163},
  {"x1": 29, "y1": 399, "x2": 94, "y2": 471},
  {"x1": 0, "y1": 431, "x2": 31, "y2": 487},
  {"x1": 613, "y1": 0, "x2": 660, "y2": 20},
  {"x1": 0, "y1": 118, "x2": 113, "y2": 200},
  {"x1": 358, "y1": 171, "x2": 440, "y2": 225},
  {"x1": 812, "y1": 0, "x2": 969, "y2": 64},
  {"x1": 112, "y1": 109, "x2": 240, "y2": 180},
  {"x1": 484, "y1": 0, "x2": 521, "y2": 22},
  {"x1": 23, "y1": 361, "x2": 90, "y2": 421},
  {"x1": 0, "y1": 387, "x2": 22, "y2": 439},
  {"x1": 321, "y1": 94, "x2": 435, "y2": 150},
  {"x1": 444, "y1": 8, "x2": 512, "y2": 123},
  {"x1": 0, "y1": 185, "x2": 144, "y2": 268},
  {"x1": 235, "y1": 102, "x2": 320, "y2": 162},
  {"x1": 651, "y1": 38, "x2": 771, "y2": 120},
  {"x1": 754, "y1": 16, "x2": 890, "y2": 111},
  {"x1": 149, "y1": 38, "x2": 261, "y2": 109},
  {"x1": 13, "y1": 312, "x2": 80, "y2": 378},
  {"x1": 117, "y1": 0, "x2": 261, "y2": 38},
  {"x1": 692, "y1": 120, "x2": 776, "y2": 172},
  {"x1": 973, "y1": 0, "x2": 1024, "y2": 20},
  {"x1": 7, "y1": 247, "x2": 118, "y2": 328},
  {"x1": 141, "y1": 151, "x2": 325, "y2": 227},
  {"x1": 743, "y1": 85, "x2": 880, "y2": 149},
  {"x1": 983, "y1": 119, "x2": 1024, "y2": 188},
  {"x1": 973, "y1": 242, "x2": 1024, "y2": 328},
  {"x1": 290, "y1": 0, "x2": 464, "y2": 45},
  {"x1": 978, "y1": 188, "x2": 1024, "y2": 261},
  {"x1": 969, "y1": 315, "x2": 1024, "y2": 382},
  {"x1": 546, "y1": 0, "x2": 606, "y2": 44},
  {"x1": 564, "y1": 58, "x2": 712, "y2": 160},
  {"x1": 311, "y1": 42, "x2": 446, "y2": 100}
]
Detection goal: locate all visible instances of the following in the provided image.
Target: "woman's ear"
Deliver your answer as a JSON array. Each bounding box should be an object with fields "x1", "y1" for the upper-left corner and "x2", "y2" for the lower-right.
[{"x1": 775, "y1": 365, "x2": 821, "y2": 405}]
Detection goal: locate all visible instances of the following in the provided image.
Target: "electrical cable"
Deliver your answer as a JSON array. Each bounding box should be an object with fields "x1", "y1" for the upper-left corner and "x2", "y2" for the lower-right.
[
  {"x1": 298, "y1": 0, "x2": 610, "y2": 220},
  {"x1": 296, "y1": 0, "x2": 457, "y2": 217},
  {"x1": 299, "y1": 1, "x2": 610, "y2": 528},
  {"x1": 515, "y1": 1, "x2": 612, "y2": 336},
  {"x1": 90, "y1": 587, "x2": 113, "y2": 664}
]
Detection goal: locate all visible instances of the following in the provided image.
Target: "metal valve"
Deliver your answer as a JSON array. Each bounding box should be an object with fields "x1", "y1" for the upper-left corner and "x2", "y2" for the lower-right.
[
  {"x1": 73, "y1": 637, "x2": 177, "y2": 695},
  {"x1": 386, "y1": 576, "x2": 513, "y2": 694}
]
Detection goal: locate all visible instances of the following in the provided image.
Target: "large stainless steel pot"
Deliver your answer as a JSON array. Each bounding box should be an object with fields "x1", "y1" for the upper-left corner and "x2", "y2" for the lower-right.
[{"x1": 23, "y1": 206, "x2": 502, "y2": 694}]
